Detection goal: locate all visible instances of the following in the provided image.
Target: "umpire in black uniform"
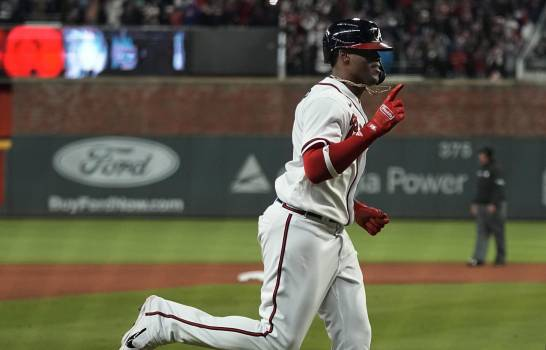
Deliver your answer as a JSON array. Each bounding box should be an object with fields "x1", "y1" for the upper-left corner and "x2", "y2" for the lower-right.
[{"x1": 468, "y1": 146, "x2": 507, "y2": 267}]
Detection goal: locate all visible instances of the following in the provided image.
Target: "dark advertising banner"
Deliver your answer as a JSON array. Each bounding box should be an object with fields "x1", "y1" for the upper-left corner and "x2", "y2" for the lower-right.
[
  {"x1": 360, "y1": 138, "x2": 546, "y2": 218},
  {"x1": 4, "y1": 136, "x2": 546, "y2": 218},
  {"x1": 189, "y1": 27, "x2": 277, "y2": 75},
  {"x1": 6, "y1": 136, "x2": 190, "y2": 215}
]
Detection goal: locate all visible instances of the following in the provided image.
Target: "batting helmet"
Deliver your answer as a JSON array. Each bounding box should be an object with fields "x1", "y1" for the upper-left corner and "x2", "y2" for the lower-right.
[
  {"x1": 323, "y1": 18, "x2": 392, "y2": 63},
  {"x1": 323, "y1": 18, "x2": 392, "y2": 84}
]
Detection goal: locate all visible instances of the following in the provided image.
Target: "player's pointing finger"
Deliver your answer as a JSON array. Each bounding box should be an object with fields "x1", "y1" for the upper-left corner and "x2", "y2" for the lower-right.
[{"x1": 386, "y1": 83, "x2": 404, "y2": 101}]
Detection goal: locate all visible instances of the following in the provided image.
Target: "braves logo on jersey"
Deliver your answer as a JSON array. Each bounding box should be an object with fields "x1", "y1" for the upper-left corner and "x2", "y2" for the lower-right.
[{"x1": 346, "y1": 115, "x2": 363, "y2": 139}]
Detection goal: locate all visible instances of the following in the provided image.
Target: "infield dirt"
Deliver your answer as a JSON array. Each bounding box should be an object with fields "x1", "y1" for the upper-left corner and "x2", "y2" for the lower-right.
[{"x1": 1, "y1": 263, "x2": 545, "y2": 300}]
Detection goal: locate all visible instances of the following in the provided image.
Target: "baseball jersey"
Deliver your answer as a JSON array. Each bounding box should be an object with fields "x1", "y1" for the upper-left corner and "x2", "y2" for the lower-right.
[
  {"x1": 474, "y1": 162, "x2": 506, "y2": 205},
  {"x1": 275, "y1": 76, "x2": 369, "y2": 225}
]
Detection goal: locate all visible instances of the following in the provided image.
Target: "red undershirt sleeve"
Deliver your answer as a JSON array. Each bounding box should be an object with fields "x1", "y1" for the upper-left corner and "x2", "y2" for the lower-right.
[
  {"x1": 303, "y1": 127, "x2": 375, "y2": 184},
  {"x1": 302, "y1": 144, "x2": 330, "y2": 184}
]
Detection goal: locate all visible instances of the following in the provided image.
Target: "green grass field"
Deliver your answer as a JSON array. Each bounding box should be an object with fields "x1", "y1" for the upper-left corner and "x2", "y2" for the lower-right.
[
  {"x1": 1, "y1": 219, "x2": 545, "y2": 263},
  {"x1": 1, "y1": 218, "x2": 545, "y2": 350}
]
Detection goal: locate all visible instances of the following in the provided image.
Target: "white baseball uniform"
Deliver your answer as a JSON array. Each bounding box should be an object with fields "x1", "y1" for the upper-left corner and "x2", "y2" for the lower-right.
[{"x1": 121, "y1": 76, "x2": 372, "y2": 350}]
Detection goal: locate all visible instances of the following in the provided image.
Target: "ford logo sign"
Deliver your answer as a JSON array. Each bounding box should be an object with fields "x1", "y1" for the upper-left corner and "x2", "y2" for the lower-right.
[{"x1": 53, "y1": 137, "x2": 180, "y2": 188}]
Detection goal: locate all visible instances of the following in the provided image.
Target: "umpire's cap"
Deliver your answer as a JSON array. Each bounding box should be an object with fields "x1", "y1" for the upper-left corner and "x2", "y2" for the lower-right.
[
  {"x1": 478, "y1": 146, "x2": 495, "y2": 159},
  {"x1": 323, "y1": 18, "x2": 393, "y2": 64}
]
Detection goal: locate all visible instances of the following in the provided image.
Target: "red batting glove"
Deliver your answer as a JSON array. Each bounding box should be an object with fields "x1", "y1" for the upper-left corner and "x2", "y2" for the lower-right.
[
  {"x1": 361, "y1": 84, "x2": 405, "y2": 140},
  {"x1": 354, "y1": 201, "x2": 390, "y2": 236}
]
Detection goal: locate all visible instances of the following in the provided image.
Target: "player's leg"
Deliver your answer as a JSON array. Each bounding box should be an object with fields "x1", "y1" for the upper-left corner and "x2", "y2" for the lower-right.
[
  {"x1": 254, "y1": 204, "x2": 345, "y2": 349},
  {"x1": 120, "y1": 204, "x2": 282, "y2": 350},
  {"x1": 120, "y1": 202, "x2": 342, "y2": 350},
  {"x1": 318, "y1": 231, "x2": 371, "y2": 350},
  {"x1": 491, "y1": 202, "x2": 507, "y2": 265},
  {"x1": 471, "y1": 205, "x2": 489, "y2": 264},
  {"x1": 119, "y1": 294, "x2": 269, "y2": 350}
]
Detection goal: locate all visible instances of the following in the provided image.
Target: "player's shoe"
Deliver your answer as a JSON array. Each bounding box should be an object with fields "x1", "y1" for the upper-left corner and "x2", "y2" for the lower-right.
[
  {"x1": 119, "y1": 295, "x2": 162, "y2": 350},
  {"x1": 466, "y1": 258, "x2": 484, "y2": 267}
]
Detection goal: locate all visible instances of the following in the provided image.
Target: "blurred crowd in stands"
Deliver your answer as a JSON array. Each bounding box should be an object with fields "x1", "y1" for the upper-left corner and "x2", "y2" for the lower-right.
[
  {"x1": 281, "y1": 0, "x2": 545, "y2": 78},
  {"x1": 0, "y1": 0, "x2": 544, "y2": 78},
  {"x1": 0, "y1": 0, "x2": 278, "y2": 26}
]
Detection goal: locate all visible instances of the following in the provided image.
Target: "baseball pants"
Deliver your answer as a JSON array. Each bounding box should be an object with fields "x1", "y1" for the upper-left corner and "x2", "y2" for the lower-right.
[
  {"x1": 145, "y1": 200, "x2": 371, "y2": 350},
  {"x1": 472, "y1": 202, "x2": 507, "y2": 263}
]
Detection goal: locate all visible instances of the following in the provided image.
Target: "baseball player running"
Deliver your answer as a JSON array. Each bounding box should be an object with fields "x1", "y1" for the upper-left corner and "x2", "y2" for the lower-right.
[{"x1": 119, "y1": 18, "x2": 405, "y2": 350}]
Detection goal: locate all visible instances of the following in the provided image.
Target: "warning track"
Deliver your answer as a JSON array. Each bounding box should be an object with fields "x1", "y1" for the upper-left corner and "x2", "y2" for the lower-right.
[{"x1": 1, "y1": 262, "x2": 545, "y2": 300}]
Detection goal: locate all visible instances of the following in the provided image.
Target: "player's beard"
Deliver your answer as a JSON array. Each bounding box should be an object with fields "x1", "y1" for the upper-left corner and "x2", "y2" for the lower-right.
[
  {"x1": 331, "y1": 74, "x2": 390, "y2": 95},
  {"x1": 364, "y1": 62, "x2": 383, "y2": 85}
]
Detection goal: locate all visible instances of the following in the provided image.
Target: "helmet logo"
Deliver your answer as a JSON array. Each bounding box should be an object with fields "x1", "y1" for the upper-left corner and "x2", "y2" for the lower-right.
[{"x1": 370, "y1": 27, "x2": 382, "y2": 41}]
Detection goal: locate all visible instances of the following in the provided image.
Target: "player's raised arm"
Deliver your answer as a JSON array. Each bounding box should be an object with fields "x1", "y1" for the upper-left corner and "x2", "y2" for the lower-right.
[{"x1": 303, "y1": 84, "x2": 406, "y2": 183}]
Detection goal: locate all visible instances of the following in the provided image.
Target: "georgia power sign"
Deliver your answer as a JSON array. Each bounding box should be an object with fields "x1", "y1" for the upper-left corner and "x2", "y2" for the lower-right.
[{"x1": 53, "y1": 137, "x2": 180, "y2": 188}]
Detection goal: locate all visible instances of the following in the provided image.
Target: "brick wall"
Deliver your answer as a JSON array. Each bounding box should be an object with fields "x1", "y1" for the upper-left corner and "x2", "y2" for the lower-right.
[{"x1": 11, "y1": 78, "x2": 546, "y2": 136}]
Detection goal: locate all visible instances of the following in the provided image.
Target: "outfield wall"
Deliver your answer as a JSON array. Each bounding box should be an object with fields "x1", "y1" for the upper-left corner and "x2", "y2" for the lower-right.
[
  {"x1": 3, "y1": 135, "x2": 546, "y2": 219},
  {"x1": 2, "y1": 79, "x2": 545, "y2": 218},
  {"x1": 10, "y1": 79, "x2": 546, "y2": 136}
]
